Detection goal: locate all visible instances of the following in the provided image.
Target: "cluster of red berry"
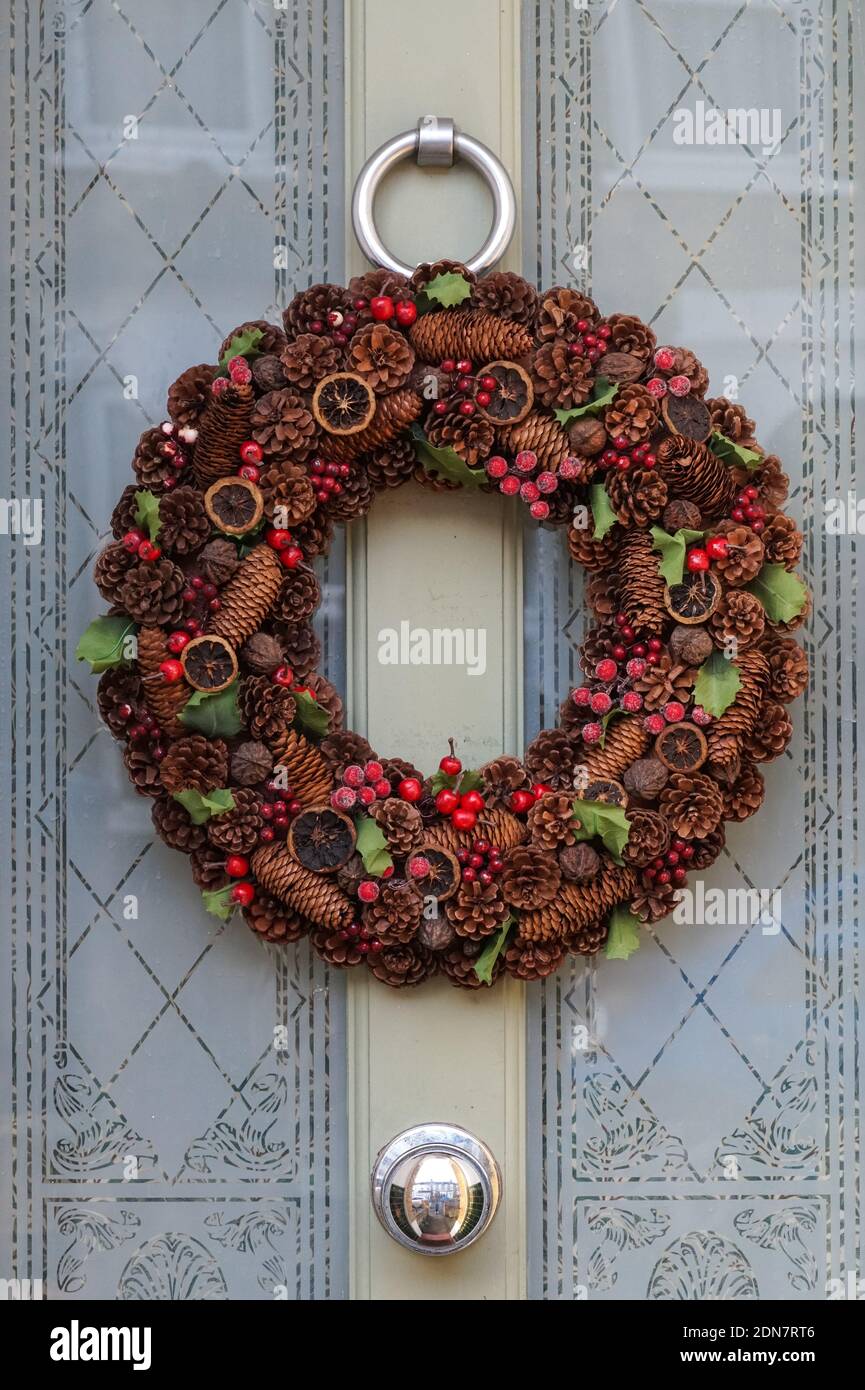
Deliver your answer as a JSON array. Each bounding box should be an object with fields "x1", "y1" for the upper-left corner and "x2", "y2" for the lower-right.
[
  {"x1": 258, "y1": 780, "x2": 303, "y2": 844},
  {"x1": 310, "y1": 457, "x2": 353, "y2": 506},
  {"x1": 121, "y1": 528, "x2": 162, "y2": 564},
  {"x1": 561, "y1": 318, "x2": 612, "y2": 362},
  {"x1": 336, "y1": 921, "x2": 385, "y2": 955},
  {"x1": 264, "y1": 525, "x2": 304, "y2": 570},
  {"x1": 729, "y1": 483, "x2": 766, "y2": 534},
  {"x1": 113, "y1": 700, "x2": 168, "y2": 762},
  {"x1": 641, "y1": 838, "x2": 694, "y2": 890},
  {"x1": 685, "y1": 535, "x2": 730, "y2": 573},
  {"x1": 485, "y1": 449, "x2": 561, "y2": 520},
  {"x1": 569, "y1": 616, "x2": 666, "y2": 742},
  {"x1": 225, "y1": 855, "x2": 254, "y2": 906},
  {"x1": 331, "y1": 759, "x2": 393, "y2": 812},
  {"x1": 597, "y1": 439, "x2": 657, "y2": 473},
  {"x1": 645, "y1": 345, "x2": 692, "y2": 400},
  {"x1": 428, "y1": 748, "x2": 487, "y2": 831},
  {"x1": 354, "y1": 294, "x2": 418, "y2": 329},
  {"x1": 455, "y1": 839, "x2": 504, "y2": 886},
  {"x1": 431, "y1": 357, "x2": 499, "y2": 421},
  {"x1": 642, "y1": 701, "x2": 711, "y2": 736}
]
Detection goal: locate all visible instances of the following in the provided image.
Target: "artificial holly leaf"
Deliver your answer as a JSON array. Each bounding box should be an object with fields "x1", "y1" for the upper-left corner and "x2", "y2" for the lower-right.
[
  {"x1": 650, "y1": 525, "x2": 705, "y2": 586},
  {"x1": 709, "y1": 431, "x2": 762, "y2": 471},
  {"x1": 428, "y1": 768, "x2": 458, "y2": 796},
  {"x1": 473, "y1": 914, "x2": 517, "y2": 986},
  {"x1": 179, "y1": 682, "x2": 244, "y2": 738},
  {"x1": 411, "y1": 425, "x2": 486, "y2": 489},
  {"x1": 692, "y1": 650, "x2": 742, "y2": 718},
  {"x1": 218, "y1": 326, "x2": 264, "y2": 371},
  {"x1": 133, "y1": 488, "x2": 161, "y2": 540},
  {"x1": 202, "y1": 886, "x2": 236, "y2": 922},
  {"x1": 354, "y1": 814, "x2": 394, "y2": 877},
  {"x1": 293, "y1": 689, "x2": 330, "y2": 737},
  {"x1": 458, "y1": 768, "x2": 484, "y2": 795},
  {"x1": 745, "y1": 564, "x2": 809, "y2": 624},
  {"x1": 75, "y1": 615, "x2": 136, "y2": 673},
  {"x1": 604, "y1": 905, "x2": 642, "y2": 961},
  {"x1": 572, "y1": 798, "x2": 630, "y2": 864},
  {"x1": 554, "y1": 377, "x2": 618, "y2": 426},
  {"x1": 428, "y1": 766, "x2": 484, "y2": 797},
  {"x1": 423, "y1": 271, "x2": 473, "y2": 309},
  {"x1": 172, "y1": 787, "x2": 236, "y2": 826},
  {"x1": 590, "y1": 484, "x2": 618, "y2": 541}
]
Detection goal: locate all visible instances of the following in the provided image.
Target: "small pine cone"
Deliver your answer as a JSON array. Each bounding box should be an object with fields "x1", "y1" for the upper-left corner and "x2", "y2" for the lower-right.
[
  {"x1": 326, "y1": 464, "x2": 374, "y2": 523},
  {"x1": 97, "y1": 665, "x2": 143, "y2": 738},
  {"x1": 206, "y1": 544, "x2": 283, "y2": 648},
  {"x1": 192, "y1": 383, "x2": 254, "y2": 486},
  {"x1": 250, "y1": 389, "x2": 318, "y2": 462},
  {"x1": 622, "y1": 808, "x2": 670, "y2": 867},
  {"x1": 158, "y1": 735, "x2": 229, "y2": 795},
  {"x1": 240, "y1": 631, "x2": 284, "y2": 676},
  {"x1": 270, "y1": 727, "x2": 334, "y2": 804},
  {"x1": 671, "y1": 347, "x2": 709, "y2": 397},
  {"x1": 587, "y1": 569, "x2": 621, "y2": 619},
  {"x1": 326, "y1": 388, "x2": 423, "y2": 461},
  {"x1": 119, "y1": 558, "x2": 186, "y2": 626},
  {"x1": 605, "y1": 313, "x2": 657, "y2": 363},
  {"x1": 706, "y1": 735, "x2": 741, "y2": 785},
  {"x1": 579, "y1": 622, "x2": 618, "y2": 676},
  {"x1": 530, "y1": 340, "x2": 593, "y2": 409},
  {"x1": 761, "y1": 512, "x2": 803, "y2": 570},
  {"x1": 706, "y1": 648, "x2": 768, "y2": 756},
  {"x1": 527, "y1": 792, "x2": 578, "y2": 850},
  {"x1": 580, "y1": 717, "x2": 652, "y2": 780},
  {"x1": 123, "y1": 741, "x2": 162, "y2": 797},
  {"x1": 274, "y1": 569, "x2": 321, "y2": 624},
  {"x1": 364, "y1": 878, "x2": 422, "y2": 946},
  {"x1": 605, "y1": 466, "x2": 668, "y2": 526},
  {"x1": 497, "y1": 411, "x2": 574, "y2": 474},
  {"x1": 425, "y1": 405, "x2": 494, "y2": 468},
  {"x1": 441, "y1": 939, "x2": 500, "y2": 990},
  {"x1": 220, "y1": 319, "x2": 287, "y2": 360},
  {"x1": 750, "y1": 455, "x2": 789, "y2": 508},
  {"x1": 409, "y1": 259, "x2": 477, "y2": 292},
  {"x1": 189, "y1": 848, "x2": 229, "y2": 892},
  {"x1": 206, "y1": 787, "x2": 262, "y2": 854},
  {"x1": 305, "y1": 674, "x2": 343, "y2": 733},
  {"x1": 293, "y1": 513, "x2": 334, "y2": 558},
  {"x1": 310, "y1": 925, "x2": 364, "y2": 968},
  {"x1": 409, "y1": 309, "x2": 533, "y2": 366},
  {"x1": 764, "y1": 638, "x2": 808, "y2": 703},
  {"x1": 369, "y1": 941, "x2": 436, "y2": 989},
  {"x1": 283, "y1": 283, "x2": 351, "y2": 335},
  {"x1": 370, "y1": 799, "x2": 423, "y2": 856},
  {"x1": 617, "y1": 529, "x2": 668, "y2": 636},
  {"x1": 151, "y1": 795, "x2": 206, "y2": 852},
  {"x1": 364, "y1": 437, "x2": 417, "y2": 489},
  {"x1": 243, "y1": 893, "x2": 307, "y2": 945},
  {"x1": 709, "y1": 521, "x2": 765, "y2": 586},
  {"x1": 138, "y1": 625, "x2": 189, "y2": 734},
  {"x1": 336, "y1": 852, "x2": 366, "y2": 898},
  {"x1": 504, "y1": 935, "x2": 565, "y2": 981},
  {"x1": 239, "y1": 676, "x2": 296, "y2": 742},
  {"x1": 742, "y1": 701, "x2": 793, "y2": 763},
  {"x1": 634, "y1": 656, "x2": 696, "y2": 711},
  {"x1": 253, "y1": 843, "x2": 354, "y2": 929},
  {"x1": 655, "y1": 436, "x2": 736, "y2": 518},
  {"x1": 659, "y1": 772, "x2": 724, "y2": 840},
  {"x1": 567, "y1": 524, "x2": 619, "y2": 572},
  {"x1": 709, "y1": 590, "x2": 766, "y2": 649},
  {"x1": 230, "y1": 740, "x2": 273, "y2": 787},
  {"x1": 198, "y1": 538, "x2": 240, "y2": 588},
  {"x1": 472, "y1": 271, "x2": 538, "y2": 326},
  {"x1": 630, "y1": 879, "x2": 680, "y2": 924},
  {"x1": 252, "y1": 354, "x2": 289, "y2": 393},
  {"x1": 604, "y1": 384, "x2": 660, "y2": 445},
  {"x1": 167, "y1": 363, "x2": 219, "y2": 427},
  {"x1": 349, "y1": 267, "x2": 410, "y2": 302},
  {"x1": 706, "y1": 396, "x2": 757, "y2": 446},
  {"x1": 689, "y1": 827, "x2": 726, "y2": 869},
  {"x1": 722, "y1": 763, "x2": 765, "y2": 821},
  {"x1": 133, "y1": 425, "x2": 187, "y2": 493},
  {"x1": 501, "y1": 844, "x2": 561, "y2": 910},
  {"x1": 536, "y1": 287, "x2": 600, "y2": 342},
  {"x1": 378, "y1": 757, "x2": 423, "y2": 795},
  {"x1": 524, "y1": 728, "x2": 580, "y2": 791},
  {"x1": 568, "y1": 919, "x2": 609, "y2": 956},
  {"x1": 348, "y1": 323, "x2": 415, "y2": 393},
  {"x1": 94, "y1": 541, "x2": 135, "y2": 605},
  {"x1": 480, "y1": 755, "x2": 531, "y2": 808},
  {"x1": 157, "y1": 486, "x2": 210, "y2": 555},
  {"x1": 110, "y1": 485, "x2": 143, "y2": 539},
  {"x1": 278, "y1": 621, "x2": 320, "y2": 678},
  {"x1": 559, "y1": 694, "x2": 587, "y2": 737},
  {"x1": 258, "y1": 461, "x2": 316, "y2": 526},
  {"x1": 319, "y1": 731, "x2": 376, "y2": 778},
  {"x1": 280, "y1": 333, "x2": 343, "y2": 390},
  {"x1": 445, "y1": 879, "x2": 510, "y2": 940}
]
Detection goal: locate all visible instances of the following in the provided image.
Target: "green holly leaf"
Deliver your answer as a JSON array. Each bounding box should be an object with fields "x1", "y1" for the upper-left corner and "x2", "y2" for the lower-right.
[
  {"x1": 590, "y1": 484, "x2": 618, "y2": 541},
  {"x1": 133, "y1": 488, "x2": 161, "y2": 540},
  {"x1": 692, "y1": 650, "x2": 742, "y2": 719},
  {"x1": 650, "y1": 525, "x2": 705, "y2": 586},
  {"x1": 293, "y1": 690, "x2": 330, "y2": 737},
  {"x1": 428, "y1": 767, "x2": 484, "y2": 797},
  {"x1": 604, "y1": 905, "x2": 642, "y2": 961},
  {"x1": 354, "y1": 815, "x2": 394, "y2": 877},
  {"x1": 709, "y1": 431, "x2": 762, "y2": 471},
  {"x1": 554, "y1": 377, "x2": 618, "y2": 426},
  {"x1": 572, "y1": 798, "x2": 630, "y2": 864},
  {"x1": 202, "y1": 885, "x2": 236, "y2": 922},
  {"x1": 457, "y1": 769, "x2": 484, "y2": 795},
  {"x1": 745, "y1": 564, "x2": 809, "y2": 624},
  {"x1": 473, "y1": 914, "x2": 517, "y2": 986},
  {"x1": 411, "y1": 425, "x2": 487, "y2": 489},
  {"x1": 218, "y1": 326, "x2": 264, "y2": 371},
  {"x1": 423, "y1": 271, "x2": 473, "y2": 309},
  {"x1": 75, "y1": 615, "x2": 136, "y2": 673},
  {"x1": 428, "y1": 768, "x2": 458, "y2": 796},
  {"x1": 172, "y1": 787, "x2": 236, "y2": 826},
  {"x1": 179, "y1": 682, "x2": 244, "y2": 738}
]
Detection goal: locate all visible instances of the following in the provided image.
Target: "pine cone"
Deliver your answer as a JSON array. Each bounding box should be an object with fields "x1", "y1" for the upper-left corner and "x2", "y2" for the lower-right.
[
  {"x1": 252, "y1": 841, "x2": 354, "y2": 929},
  {"x1": 764, "y1": 638, "x2": 808, "y2": 703},
  {"x1": 524, "y1": 728, "x2": 580, "y2": 791},
  {"x1": 310, "y1": 925, "x2": 364, "y2": 968},
  {"x1": 123, "y1": 741, "x2": 162, "y2": 797},
  {"x1": 617, "y1": 529, "x2": 668, "y2": 636},
  {"x1": 761, "y1": 512, "x2": 802, "y2": 570},
  {"x1": 749, "y1": 454, "x2": 789, "y2": 508},
  {"x1": 501, "y1": 844, "x2": 561, "y2": 910},
  {"x1": 151, "y1": 795, "x2": 206, "y2": 852},
  {"x1": 709, "y1": 590, "x2": 766, "y2": 649},
  {"x1": 445, "y1": 879, "x2": 509, "y2": 940},
  {"x1": 658, "y1": 772, "x2": 724, "y2": 839},
  {"x1": 371, "y1": 799, "x2": 423, "y2": 856},
  {"x1": 568, "y1": 524, "x2": 619, "y2": 572},
  {"x1": 349, "y1": 267, "x2": 410, "y2": 302},
  {"x1": 119, "y1": 558, "x2": 186, "y2": 626},
  {"x1": 580, "y1": 717, "x2": 651, "y2": 780},
  {"x1": 472, "y1": 271, "x2": 538, "y2": 325},
  {"x1": 132, "y1": 425, "x2": 189, "y2": 492},
  {"x1": 280, "y1": 333, "x2": 343, "y2": 390},
  {"x1": 192, "y1": 382, "x2": 254, "y2": 486},
  {"x1": 600, "y1": 313, "x2": 653, "y2": 362},
  {"x1": 705, "y1": 649, "x2": 768, "y2": 758},
  {"x1": 243, "y1": 892, "x2": 307, "y2": 945},
  {"x1": 257, "y1": 461, "x2": 316, "y2": 527},
  {"x1": 283, "y1": 283, "x2": 351, "y2": 335},
  {"x1": 291, "y1": 514, "x2": 333, "y2": 561},
  {"x1": 530, "y1": 340, "x2": 593, "y2": 409},
  {"x1": 206, "y1": 787, "x2": 262, "y2": 853},
  {"x1": 250, "y1": 389, "x2": 317, "y2": 462},
  {"x1": 655, "y1": 436, "x2": 736, "y2": 518},
  {"x1": 220, "y1": 319, "x2": 287, "y2": 359},
  {"x1": 157, "y1": 486, "x2": 210, "y2": 555},
  {"x1": 441, "y1": 939, "x2": 500, "y2": 989},
  {"x1": 723, "y1": 764, "x2": 765, "y2": 821},
  {"x1": 278, "y1": 621, "x2": 320, "y2": 678},
  {"x1": 239, "y1": 676, "x2": 296, "y2": 742},
  {"x1": 504, "y1": 935, "x2": 565, "y2": 981},
  {"x1": 274, "y1": 570, "x2": 320, "y2": 624},
  {"x1": 206, "y1": 544, "x2": 283, "y2": 648},
  {"x1": 548, "y1": 860, "x2": 635, "y2": 938},
  {"x1": 424, "y1": 405, "x2": 494, "y2": 467},
  {"x1": 326, "y1": 388, "x2": 423, "y2": 462},
  {"x1": 741, "y1": 701, "x2": 793, "y2": 762},
  {"x1": 167, "y1": 363, "x2": 219, "y2": 428},
  {"x1": 97, "y1": 665, "x2": 143, "y2": 738},
  {"x1": 305, "y1": 674, "x2": 343, "y2": 732},
  {"x1": 709, "y1": 521, "x2": 765, "y2": 586},
  {"x1": 409, "y1": 259, "x2": 476, "y2": 292},
  {"x1": 604, "y1": 384, "x2": 660, "y2": 445},
  {"x1": 158, "y1": 735, "x2": 228, "y2": 794},
  {"x1": 240, "y1": 632, "x2": 284, "y2": 676},
  {"x1": 110, "y1": 485, "x2": 144, "y2": 539},
  {"x1": 579, "y1": 623, "x2": 617, "y2": 676},
  {"x1": 369, "y1": 941, "x2": 436, "y2": 988},
  {"x1": 605, "y1": 466, "x2": 668, "y2": 526},
  {"x1": 231, "y1": 740, "x2": 273, "y2": 787},
  {"x1": 198, "y1": 538, "x2": 240, "y2": 588},
  {"x1": 364, "y1": 437, "x2": 417, "y2": 489},
  {"x1": 689, "y1": 827, "x2": 726, "y2": 869},
  {"x1": 706, "y1": 397, "x2": 756, "y2": 446},
  {"x1": 630, "y1": 878, "x2": 680, "y2": 924},
  {"x1": 706, "y1": 736, "x2": 741, "y2": 785},
  {"x1": 270, "y1": 728, "x2": 334, "y2": 804},
  {"x1": 586, "y1": 569, "x2": 621, "y2": 620},
  {"x1": 93, "y1": 541, "x2": 135, "y2": 605},
  {"x1": 137, "y1": 625, "x2": 189, "y2": 734},
  {"x1": 189, "y1": 848, "x2": 229, "y2": 892},
  {"x1": 348, "y1": 323, "x2": 415, "y2": 393},
  {"x1": 326, "y1": 464, "x2": 374, "y2": 523},
  {"x1": 622, "y1": 808, "x2": 670, "y2": 867},
  {"x1": 409, "y1": 309, "x2": 533, "y2": 365},
  {"x1": 363, "y1": 878, "x2": 422, "y2": 946},
  {"x1": 536, "y1": 287, "x2": 600, "y2": 342},
  {"x1": 526, "y1": 793, "x2": 578, "y2": 850},
  {"x1": 336, "y1": 853, "x2": 366, "y2": 898},
  {"x1": 319, "y1": 731, "x2": 376, "y2": 779},
  {"x1": 634, "y1": 655, "x2": 696, "y2": 711},
  {"x1": 567, "y1": 919, "x2": 609, "y2": 956},
  {"x1": 497, "y1": 411, "x2": 574, "y2": 473},
  {"x1": 669, "y1": 347, "x2": 709, "y2": 397}
]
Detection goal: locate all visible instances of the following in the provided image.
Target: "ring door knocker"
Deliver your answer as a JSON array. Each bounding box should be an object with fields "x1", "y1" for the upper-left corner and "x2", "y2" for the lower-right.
[{"x1": 84, "y1": 116, "x2": 809, "y2": 991}]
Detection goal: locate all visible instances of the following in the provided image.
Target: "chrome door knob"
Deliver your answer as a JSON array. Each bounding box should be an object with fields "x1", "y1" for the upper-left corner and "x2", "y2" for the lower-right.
[{"x1": 371, "y1": 1123, "x2": 502, "y2": 1256}]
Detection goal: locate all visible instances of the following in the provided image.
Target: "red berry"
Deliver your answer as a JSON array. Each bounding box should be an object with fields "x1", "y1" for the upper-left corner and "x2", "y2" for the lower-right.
[
  {"x1": 612, "y1": 644, "x2": 628, "y2": 662},
  {"x1": 655, "y1": 869, "x2": 672, "y2": 885},
  {"x1": 343, "y1": 764, "x2": 365, "y2": 788},
  {"x1": 167, "y1": 630, "x2": 191, "y2": 654},
  {"x1": 626, "y1": 657, "x2": 646, "y2": 678},
  {"x1": 394, "y1": 300, "x2": 418, "y2": 327},
  {"x1": 572, "y1": 686, "x2": 592, "y2": 707},
  {"x1": 475, "y1": 391, "x2": 492, "y2": 408},
  {"x1": 653, "y1": 346, "x2": 677, "y2": 372},
  {"x1": 514, "y1": 450, "x2": 538, "y2": 474},
  {"x1": 645, "y1": 376, "x2": 668, "y2": 399},
  {"x1": 731, "y1": 506, "x2": 746, "y2": 523},
  {"x1": 648, "y1": 638, "x2": 663, "y2": 652},
  {"x1": 595, "y1": 658, "x2": 618, "y2": 682},
  {"x1": 122, "y1": 529, "x2": 145, "y2": 553},
  {"x1": 458, "y1": 400, "x2": 475, "y2": 417},
  {"x1": 479, "y1": 376, "x2": 497, "y2": 393},
  {"x1": 486, "y1": 455, "x2": 509, "y2": 479},
  {"x1": 456, "y1": 359, "x2": 473, "y2": 375},
  {"x1": 231, "y1": 882, "x2": 255, "y2": 906},
  {"x1": 530, "y1": 783, "x2": 553, "y2": 800},
  {"x1": 510, "y1": 790, "x2": 535, "y2": 814},
  {"x1": 499, "y1": 475, "x2": 521, "y2": 496},
  {"x1": 398, "y1": 777, "x2": 423, "y2": 802},
  {"x1": 530, "y1": 500, "x2": 551, "y2": 520},
  {"x1": 519, "y1": 481, "x2": 540, "y2": 503},
  {"x1": 672, "y1": 866, "x2": 687, "y2": 884},
  {"x1": 452, "y1": 808, "x2": 477, "y2": 832},
  {"x1": 668, "y1": 374, "x2": 691, "y2": 397},
  {"x1": 137, "y1": 539, "x2": 161, "y2": 562},
  {"x1": 272, "y1": 665, "x2": 294, "y2": 687},
  {"x1": 744, "y1": 504, "x2": 762, "y2": 521},
  {"x1": 692, "y1": 705, "x2": 712, "y2": 726},
  {"x1": 663, "y1": 701, "x2": 685, "y2": 723},
  {"x1": 558, "y1": 457, "x2": 581, "y2": 481},
  {"x1": 705, "y1": 536, "x2": 729, "y2": 560},
  {"x1": 686, "y1": 548, "x2": 710, "y2": 573},
  {"x1": 440, "y1": 359, "x2": 456, "y2": 373},
  {"x1": 331, "y1": 786, "x2": 357, "y2": 811},
  {"x1": 621, "y1": 691, "x2": 643, "y2": 713},
  {"x1": 439, "y1": 753, "x2": 462, "y2": 777},
  {"x1": 644, "y1": 713, "x2": 666, "y2": 735},
  {"x1": 615, "y1": 613, "x2": 629, "y2": 628},
  {"x1": 357, "y1": 880, "x2": 380, "y2": 903},
  {"x1": 226, "y1": 855, "x2": 250, "y2": 878},
  {"x1": 370, "y1": 295, "x2": 394, "y2": 321},
  {"x1": 184, "y1": 618, "x2": 200, "y2": 634},
  {"x1": 373, "y1": 779, "x2": 391, "y2": 798},
  {"x1": 238, "y1": 463, "x2": 260, "y2": 482},
  {"x1": 364, "y1": 760, "x2": 384, "y2": 782},
  {"x1": 745, "y1": 485, "x2": 759, "y2": 501},
  {"x1": 239, "y1": 440, "x2": 263, "y2": 465},
  {"x1": 266, "y1": 527, "x2": 292, "y2": 551},
  {"x1": 751, "y1": 519, "x2": 765, "y2": 534},
  {"x1": 456, "y1": 376, "x2": 473, "y2": 393},
  {"x1": 258, "y1": 824, "x2": 275, "y2": 843},
  {"x1": 279, "y1": 546, "x2": 303, "y2": 569},
  {"x1": 462, "y1": 866, "x2": 477, "y2": 883},
  {"x1": 460, "y1": 790, "x2": 485, "y2": 813},
  {"x1": 590, "y1": 691, "x2": 613, "y2": 715},
  {"x1": 117, "y1": 703, "x2": 133, "y2": 723},
  {"x1": 681, "y1": 844, "x2": 695, "y2": 861},
  {"x1": 536, "y1": 471, "x2": 558, "y2": 494},
  {"x1": 357, "y1": 785, "x2": 376, "y2": 806},
  {"x1": 159, "y1": 659, "x2": 184, "y2": 683},
  {"x1": 581, "y1": 722, "x2": 602, "y2": 744}
]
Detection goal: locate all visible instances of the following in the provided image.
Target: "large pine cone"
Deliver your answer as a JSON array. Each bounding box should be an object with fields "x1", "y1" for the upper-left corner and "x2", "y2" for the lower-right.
[
  {"x1": 710, "y1": 590, "x2": 766, "y2": 649},
  {"x1": 239, "y1": 676, "x2": 296, "y2": 742},
  {"x1": 472, "y1": 271, "x2": 538, "y2": 325},
  {"x1": 207, "y1": 544, "x2": 283, "y2": 648},
  {"x1": 326, "y1": 388, "x2": 423, "y2": 461},
  {"x1": 243, "y1": 892, "x2": 307, "y2": 945},
  {"x1": 605, "y1": 466, "x2": 668, "y2": 526},
  {"x1": 348, "y1": 323, "x2": 415, "y2": 393},
  {"x1": 706, "y1": 396, "x2": 756, "y2": 445},
  {"x1": 349, "y1": 267, "x2": 410, "y2": 302},
  {"x1": 524, "y1": 728, "x2": 580, "y2": 791},
  {"x1": 497, "y1": 411, "x2": 574, "y2": 474},
  {"x1": 480, "y1": 754, "x2": 531, "y2": 807},
  {"x1": 369, "y1": 941, "x2": 436, "y2": 989},
  {"x1": 119, "y1": 557, "x2": 186, "y2": 626},
  {"x1": 659, "y1": 772, "x2": 724, "y2": 839},
  {"x1": 252, "y1": 842, "x2": 353, "y2": 929},
  {"x1": 206, "y1": 787, "x2": 262, "y2": 854},
  {"x1": 622, "y1": 808, "x2": 670, "y2": 867},
  {"x1": 634, "y1": 655, "x2": 696, "y2": 711},
  {"x1": 568, "y1": 919, "x2": 610, "y2": 956},
  {"x1": 580, "y1": 717, "x2": 651, "y2": 781},
  {"x1": 761, "y1": 512, "x2": 803, "y2": 569},
  {"x1": 501, "y1": 844, "x2": 561, "y2": 910},
  {"x1": 370, "y1": 799, "x2": 423, "y2": 856},
  {"x1": 504, "y1": 935, "x2": 565, "y2": 981},
  {"x1": 706, "y1": 649, "x2": 768, "y2": 757},
  {"x1": 269, "y1": 728, "x2": 333, "y2": 804},
  {"x1": 97, "y1": 665, "x2": 142, "y2": 738},
  {"x1": 138, "y1": 625, "x2": 189, "y2": 734},
  {"x1": 617, "y1": 529, "x2": 668, "y2": 636},
  {"x1": 192, "y1": 382, "x2": 253, "y2": 487},
  {"x1": 527, "y1": 793, "x2": 578, "y2": 850},
  {"x1": 604, "y1": 384, "x2": 660, "y2": 444},
  {"x1": 110, "y1": 484, "x2": 144, "y2": 539},
  {"x1": 167, "y1": 363, "x2": 218, "y2": 427},
  {"x1": 425, "y1": 405, "x2": 494, "y2": 467},
  {"x1": 132, "y1": 425, "x2": 188, "y2": 492},
  {"x1": 605, "y1": 313, "x2": 656, "y2": 363},
  {"x1": 409, "y1": 309, "x2": 533, "y2": 365},
  {"x1": 283, "y1": 283, "x2": 351, "y2": 335},
  {"x1": 764, "y1": 638, "x2": 808, "y2": 703},
  {"x1": 250, "y1": 389, "x2": 318, "y2": 461},
  {"x1": 531, "y1": 340, "x2": 593, "y2": 409},
  {"x1": 157, "y1": 486, "x2": 210, "y2": 555},
  {"x1": 709, "y1": 521, "x2": 765, "y2": 586},
  {"x1": 445, "y1": 879, "x2": 509, "y2": 940},
  {"x1": 158, "y1": 735, "x2": 229, "y2": 795},
  {"x1": 151, "y1": 795, "x2": 206, "y2": 852},
  {"x1": 655, "y1": 436, "x2": 736, "y2": 518},
  {"x1": 93, "y1": 541, "x2": 135, "y2": 605},
  {"x1": 280, "y1": 333, "x2": 343, "y2": 390},
  {"x1": 536, "y1": 287, "x2": 600, "y2": 341}
]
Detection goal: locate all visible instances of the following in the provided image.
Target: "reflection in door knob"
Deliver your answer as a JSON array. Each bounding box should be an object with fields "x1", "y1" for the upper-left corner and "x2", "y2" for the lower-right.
[{"x1": 371, "y1": 1124, "x2": 501, "y2": 1256}]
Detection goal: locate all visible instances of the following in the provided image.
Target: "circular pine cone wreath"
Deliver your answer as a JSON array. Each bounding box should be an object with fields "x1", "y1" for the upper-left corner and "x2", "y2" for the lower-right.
[{"x1": 85, "y1": 267, "x2": 808, "y2": 989}]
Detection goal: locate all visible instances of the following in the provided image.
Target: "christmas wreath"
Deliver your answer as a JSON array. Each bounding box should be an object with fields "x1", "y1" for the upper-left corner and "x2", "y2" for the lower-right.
[{"x1": 81, "y1": 262, "x2": 808, "y2": 989}]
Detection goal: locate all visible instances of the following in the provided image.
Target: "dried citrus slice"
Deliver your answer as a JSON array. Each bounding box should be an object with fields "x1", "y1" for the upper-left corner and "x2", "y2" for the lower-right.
[
  {"x1": 288, "y1": 806, "x2": 357, "y2": 873},
  {"x1": 654, "y1": 721, "x2": 708, "y2": 773},
  {"x1": 664, "y1": 569, "x2": 721, "y2": 624},
  {"x1": 476, "y1": 360, "x2": 534, "y2": 425},
  {"x1": 661, "y1": 392, "x2": 712, "y2": 442},
  {"x1": 409, "y1": 844, "x2": 461, "y2": 903},
  {"x1": 312, "y1": 371, "x2": 376, "y2": 435},
  {"x1": 204, "y1": 476, "x2": 264, "y2": 536},
  {"x1": 180, "y1": 634, "x2": 238, "y2": 693},
  {"x1": 583, "y1": 778, "x2": 629, "y2": 808}
]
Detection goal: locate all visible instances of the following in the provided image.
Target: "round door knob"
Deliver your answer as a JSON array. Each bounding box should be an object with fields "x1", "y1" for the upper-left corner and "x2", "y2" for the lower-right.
[{"x1": 371, "y1": 1123, "x2": 502, "y2": 1256}]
